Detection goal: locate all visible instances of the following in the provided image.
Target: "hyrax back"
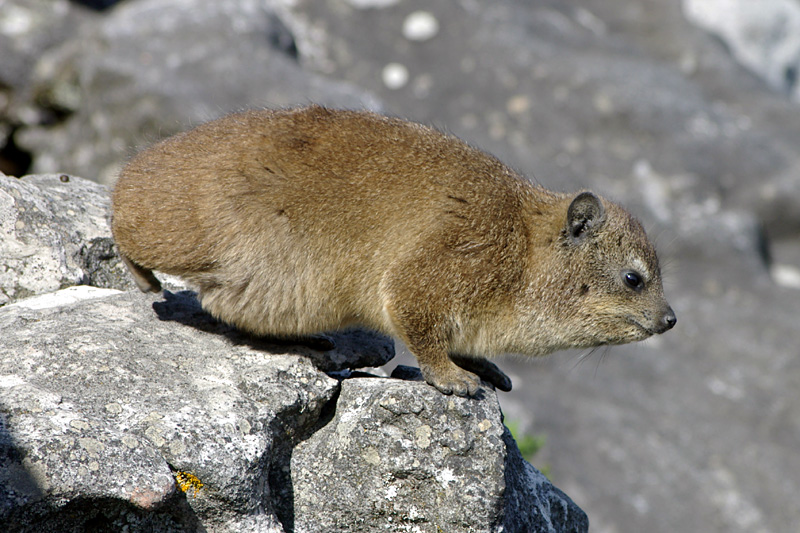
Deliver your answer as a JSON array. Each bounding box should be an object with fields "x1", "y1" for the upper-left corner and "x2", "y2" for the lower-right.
[{"x1": 112, "y1": 105, "x2": 676, "y2": 396}]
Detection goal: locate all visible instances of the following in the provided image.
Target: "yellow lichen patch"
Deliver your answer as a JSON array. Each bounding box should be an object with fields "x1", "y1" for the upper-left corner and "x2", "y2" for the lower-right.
[{"x1": 174, "y1": 471, "x2": 204, "y2": 497}]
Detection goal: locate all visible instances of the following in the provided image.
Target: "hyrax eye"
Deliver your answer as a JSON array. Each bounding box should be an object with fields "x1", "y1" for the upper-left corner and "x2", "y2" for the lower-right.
[{"x1": 622, "y1": 270, "x2": 644, "y2": 291}]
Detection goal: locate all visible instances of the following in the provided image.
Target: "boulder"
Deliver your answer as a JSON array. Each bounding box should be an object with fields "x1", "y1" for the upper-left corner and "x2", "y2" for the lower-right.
[
  {"x1": 11, "y1": 0, "x2": 381, "y2": 184},
  {"x1": 0, "y1": 287, "x2": 586, "y2": 532},
  {"x1": 0, "y1": 0, "x2": 97, "y2": 176},
  {"x1": 290, "y1": 372, "x2": 586, "y2": 532},
  {"x1": 0, "y1": 288, "x2": 342, "y2": 532},
  {"x1": 683, "y1": 0, "x2": 800, "y2": 101},
  {"x1": 0, "y1": 172, "x2": 133, "y2": 306}
]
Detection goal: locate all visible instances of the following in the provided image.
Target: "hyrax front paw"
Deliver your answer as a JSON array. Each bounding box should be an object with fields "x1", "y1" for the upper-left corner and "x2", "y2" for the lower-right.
[
  {"x1": 421, "y1": 363, "x2": 482, "y2": 397},
  {"x1": 450, "y1": 355, "x2": 513, "y2": 392}
]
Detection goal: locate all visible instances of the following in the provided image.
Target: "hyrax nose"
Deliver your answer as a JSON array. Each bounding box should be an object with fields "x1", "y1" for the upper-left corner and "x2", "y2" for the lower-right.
[{"x1": 659, "y1": 307, "x2": 677, "y2": 333}]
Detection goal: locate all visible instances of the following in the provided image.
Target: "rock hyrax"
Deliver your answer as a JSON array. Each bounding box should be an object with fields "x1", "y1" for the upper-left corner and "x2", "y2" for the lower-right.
[{"x1": 112, "y1": 105, "x2": 676, "y2": 396}]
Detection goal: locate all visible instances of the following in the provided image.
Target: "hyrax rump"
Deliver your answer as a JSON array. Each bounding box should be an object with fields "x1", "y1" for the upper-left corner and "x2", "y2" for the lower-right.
[{"x1": 112, "y1": 105, "x2": 676, "y2": 397}]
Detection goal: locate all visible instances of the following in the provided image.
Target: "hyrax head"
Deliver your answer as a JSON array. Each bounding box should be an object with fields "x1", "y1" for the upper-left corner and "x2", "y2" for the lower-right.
[{"x1": 555, "y1": 192, "x2": 676, "y2": 347}]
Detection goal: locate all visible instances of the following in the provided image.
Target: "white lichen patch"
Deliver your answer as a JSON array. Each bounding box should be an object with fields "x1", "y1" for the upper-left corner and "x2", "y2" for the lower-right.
[
  {"x1": 69, "y1": 419, "x2": 91, "y2": 431},
  {"x1": 78, "y1": 437, "x2": 105, "y2": 458},
  {"x1": 169, "y1": 440, "x2": 187, "y2": 456},
  {"x1": 0, "y1": 374, "x2": 26, "y2": 388},
  {"x1": 104, "y1": 402, "x2": 123, "y2": 415},
  {"x1": 415, "y1": 424, "x2": 432, "y2": 448},
  {"x1": 363, "y1": 446, "x2": 381, "y2": 465},
  {"x1": 436, "y1": 467, "x2": 457, "y2": 489},
  {"x1": 145, "y1": 424, "x2": 166, "y2": 448}
]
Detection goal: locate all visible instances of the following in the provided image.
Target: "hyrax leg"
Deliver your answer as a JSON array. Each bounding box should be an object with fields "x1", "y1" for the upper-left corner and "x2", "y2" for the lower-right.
[
  {"x1": 120, "y1": 254, "x2": 162, "y2": 293},
  {"x1": 384, "y1": 304, "x2": 481, "y2": 396},
  {"x1": 413, "y1": 343, "x2": 483, "y2": 397},
  {"x1": 450, "y1": 355, "x2": 513, "y2": 392}
]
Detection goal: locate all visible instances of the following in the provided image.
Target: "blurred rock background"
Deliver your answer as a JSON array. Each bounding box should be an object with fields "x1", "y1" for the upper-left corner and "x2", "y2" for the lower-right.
[{"x1": 1, "y1": 0, "x2": 798, "y2": 531}]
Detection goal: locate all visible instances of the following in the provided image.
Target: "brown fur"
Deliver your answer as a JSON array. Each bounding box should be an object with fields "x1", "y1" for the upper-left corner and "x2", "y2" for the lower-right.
[{"x1": 112, "y1": 105, "x2": 676, "y2": 396}]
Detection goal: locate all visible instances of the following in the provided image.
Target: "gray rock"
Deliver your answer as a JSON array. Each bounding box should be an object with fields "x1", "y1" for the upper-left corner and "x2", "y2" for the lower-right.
[
  {"x1": 7, "y1": 0, "x2": 800, "y2": 259},
  {"x1": 683, "y1": 0, "x2": 800, "y2": 101},
  {"x1": 291, "y1": 372, "x2": 588, "y2": 532},
  {"x1": 0, "y1": 172, "x2": 133, "y2": 305},
  {"x1": 0, "y1": 0, "x2": 96, "y2": 175},
  {"x1": 0, "y1": 287, "x2": 581, "y2": 532},
  {"x1": 0, "y1": 0, "x2": 89, "y2": 92},
  {"x1": 0, "y1": 288, "x2": 304, "y2": 531},
  {"x1": 14, "y1": 0, "x2": 382, "y2": 184}
]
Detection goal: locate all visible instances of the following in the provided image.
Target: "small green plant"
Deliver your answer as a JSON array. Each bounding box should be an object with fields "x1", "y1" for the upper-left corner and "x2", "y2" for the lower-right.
[{"x1": 505, "y1": 420, "x2": 550, "y2": 479}]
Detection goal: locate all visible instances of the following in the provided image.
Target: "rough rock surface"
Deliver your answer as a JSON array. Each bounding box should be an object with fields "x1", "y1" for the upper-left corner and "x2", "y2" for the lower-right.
[
  {"x1": 291, "y1": 373, "x2": 585, "y2": 532},
  {"x1": 1, "y1": 0, "x2": 800, "y2": 531},
  {"x1": 683, "y1": 0, "x2": 800, "y2": 102},
  {"x1": 3, "y1": 0, "x2": 381, "y2": 184},
  {"x1": 0, "y1": 285, "x2": 586, "y2": 532},
  {"x1": 0, "y1": 172, "x2": 133, "y2": 305}
]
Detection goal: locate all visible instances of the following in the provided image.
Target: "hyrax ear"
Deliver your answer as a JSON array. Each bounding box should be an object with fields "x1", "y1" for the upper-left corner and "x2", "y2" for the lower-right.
[{"x1": 566, "y1": 192, "x2": 606, "y2": 243}]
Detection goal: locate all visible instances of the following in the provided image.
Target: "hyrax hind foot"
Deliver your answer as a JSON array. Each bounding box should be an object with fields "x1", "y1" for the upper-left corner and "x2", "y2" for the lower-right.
[
  {"x1": 420, "y1": 362, "x2": 482, "y2": 397},
  {"x1": 120, "y1": 254, "x2": 162, "y2": 293}
]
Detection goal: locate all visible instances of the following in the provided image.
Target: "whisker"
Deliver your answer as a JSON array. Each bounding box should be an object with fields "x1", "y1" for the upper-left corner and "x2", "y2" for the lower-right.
[
  {"x1": 594, "y1": 346, "x2": 611, "y2": 378},
  {"x1": 569, "y1": 346, "x2": 611, "y2": 377},
  {"x1": 570, "y1": 347, "x2": 600, "y2": 371}
]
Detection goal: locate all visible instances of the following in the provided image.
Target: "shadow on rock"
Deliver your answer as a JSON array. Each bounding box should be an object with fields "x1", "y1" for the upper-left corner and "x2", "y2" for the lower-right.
[{"x1": 152, "y1": 290, "x2": 395, "y2": 373}]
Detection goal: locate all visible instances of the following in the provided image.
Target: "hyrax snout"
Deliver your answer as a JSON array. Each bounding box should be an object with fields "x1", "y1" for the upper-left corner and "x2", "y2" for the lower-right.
[{"x1": 112, "y1": 105, "x2": 676, "y2": 397}]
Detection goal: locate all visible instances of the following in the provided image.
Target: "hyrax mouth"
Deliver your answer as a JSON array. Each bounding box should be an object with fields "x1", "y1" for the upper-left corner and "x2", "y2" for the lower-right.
[
  {"x1": 626, "y1": 308, "x2": 677, "y2": 337},
  {"x1": 624, "y1": 317, "x2": 659, "y2": 338}
]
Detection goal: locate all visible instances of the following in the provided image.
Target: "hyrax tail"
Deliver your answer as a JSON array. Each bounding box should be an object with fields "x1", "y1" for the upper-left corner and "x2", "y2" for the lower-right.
[{"x1": 120, "y1": 254, "x2": 163, "y2": 293}]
